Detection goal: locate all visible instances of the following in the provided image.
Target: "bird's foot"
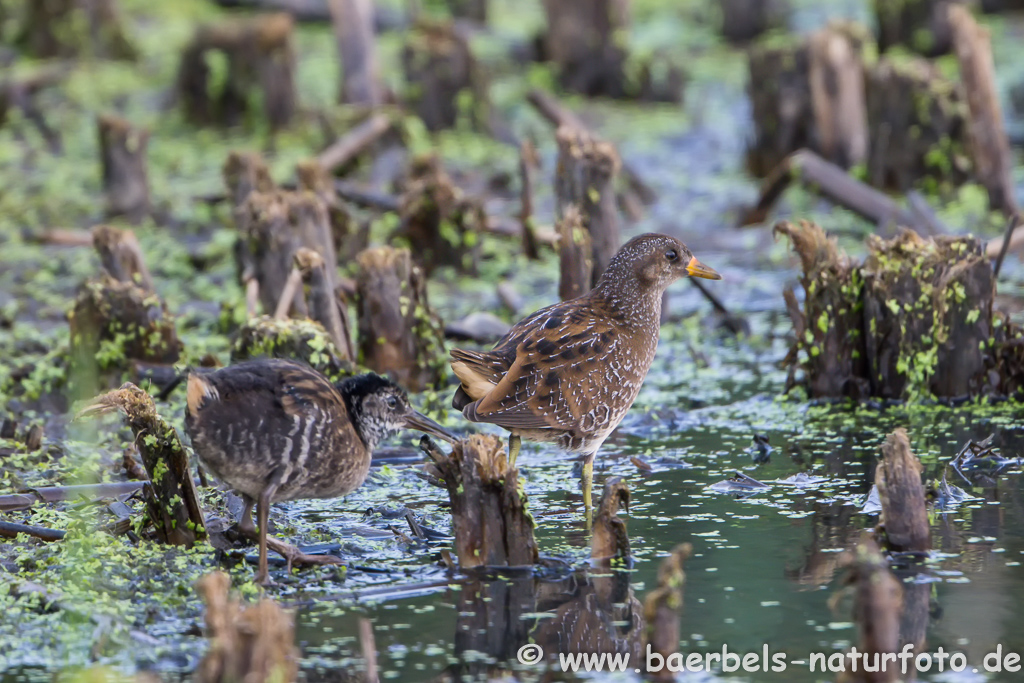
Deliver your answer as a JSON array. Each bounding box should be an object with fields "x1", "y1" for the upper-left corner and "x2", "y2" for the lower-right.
[{"x1": 265, "y1": 537, "x2": 347, "y2": 573}]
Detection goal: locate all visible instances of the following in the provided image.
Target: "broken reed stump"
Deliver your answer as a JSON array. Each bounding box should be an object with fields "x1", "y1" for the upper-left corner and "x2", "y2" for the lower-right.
[
  {"x1": 518, "y1": 139, "x2": 541, "y2": 260},
  {"x1": 773, "y1": 221, "x2": 868, "y2": 399},
  {"x1": 865, "y1": 57, "x2": 970, "y2": 193},
  {"x1": 231, "y1": 315, "x2": 353, "y2": 381},
  {"x1": 91, "y1": 225, "x2": 154, "y2": 291},
  {"x1": 78, "y1": 384, "x2": 206, "y2": 547},
  {"x1": 949, "y1": 5, "x2": 1018, "y2": 215},
  {"x1": 875, "y1": 429, "x2": 930, "y2": 554},
  {"x1": 176, "y1": 13, "x2": 296, "y2": 129},
  {"x1": 808, "y1": 26, "x2": 869, "y2": 170},
  {"x1": 296, "y1": 159, "x2": 360, "y2": 262},
  {"x1": 421, "y1": 435, "x2": 538, "y2": 569},
  {"x1": 327, "y1": 0, "x2": 383, "y2": 106},
  {"x1": 236, "y1": 192, "x2": 307, "y2": 318},
  {"x1": 835, "y1": 537, "x2": 902, "y2": 683},
  {"x1": 642, "y1": 543, "x2": 692, "y2": 682},
  {"x1": 195, "y1": 572, "x2": 298, "y2": 683},
  {"x1": 747, "y1": 23, "x2": 871, "y2": 176},
  {"x1": 15, "y1": 0, "x2": 138, "y2": 60},
  {"x1": 68, "y1": 275, "x2": 181, "y2": 396},
  {"x1": 223, "y1": 151, "x2": 275, "y2": 207},
  {"x1": 541, "y1": 0, "x2": 629, "y2": 97},
  {"x1": 555, "y1": 126, "x2": 620, "y2": 286},
  {"x1": 0, "y1": 66, "x2": 68, "y2": 153},
  {"x1": 872, "y1": 0, "x2": 964, "y2": 56},
  {"x1": 293, "y1": 248, "x2": 354, "y2": 361},
  {"x1": 355, "y1": 246, "x2": 446, "y2": 392},
  {"x1": 531, "y1": 478, "x2": 642, "y2": 665},
  {"x1": 778, "y1": 221, "x2": 999, "y2": 401},
  {"x1": 719, "y1": 0, "x2": 786, "y2": 43},
  {"x1": 396, "y1": 155, "x2": 483, "y2": 275},
  {"x1": 558, "y1": 206, "x2": 593, "y2": 301},
  {"x1": 97, "y1": 115, "x2": 150, "y2": 223},
  {"x1": 402, "y1": 21, "x2": 485, "y2": 132},
  {"x1": 591, "y1": 477, "x2": 631, "y2": 562}
]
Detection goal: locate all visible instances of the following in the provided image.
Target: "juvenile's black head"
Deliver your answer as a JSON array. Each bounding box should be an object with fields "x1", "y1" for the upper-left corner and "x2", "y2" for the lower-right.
[{"x1": 337, "y1": 373, "x2": 455, "y2": 450}]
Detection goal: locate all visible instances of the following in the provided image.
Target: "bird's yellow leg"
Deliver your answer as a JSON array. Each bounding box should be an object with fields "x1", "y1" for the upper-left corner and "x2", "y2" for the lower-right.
[
  {"x1": 508, "y1": 433, "x2": 522, "y2": 469},
  {"x1": 582, "y1": 452, "x2": 595, "y2": 528}
]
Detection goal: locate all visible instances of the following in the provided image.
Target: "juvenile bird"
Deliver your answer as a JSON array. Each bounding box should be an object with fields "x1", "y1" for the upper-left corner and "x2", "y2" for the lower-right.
[
  {"x1": 185, "y1": 359, "x2": 454, "y2": 584},
  {"x1": 450, "y1": 233, "x2": 720, "y2": 511}
]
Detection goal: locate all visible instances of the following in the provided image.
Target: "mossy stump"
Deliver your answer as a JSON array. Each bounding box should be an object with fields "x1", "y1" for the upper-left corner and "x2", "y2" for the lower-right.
[
  {"x1": 865, "y1": 57, "x2": 971, "y2": 193},
  {"x1": 176, "y1": 13, "x2": 296, "y2": 130},
  {"x1": 230, "y1": 316, "x2": 353, "y2": 382},
  {"x1": 401, "y1": 20, "x2": 485, "y2": 132},
  {"x1": 774, "y1": 221, "x2": 867, "y2": 399},
  {"x1": 396, "y1": 155, "x2": 483, "y2": 275},
  {"x1": 223, "y1": 151, "x2": 275, "y2": 208},
  {"x1": 235, "y1": 192, "x2": 307, "y2": 318},
  {"x1": 720, "y1": 0, "x2": 786, "y2": 43},
  {"x1": 778, "y1": 221, "x2": 997, "y2": 401},
  {"x1": 541, "y1": 0, "x2": 630, "y2": 97},
  {"x1": 421, "y1": 434, "x2": 538, "y2": 569},
  {"x1": 555, "y1": 126, "x2": 620, "y2": 285},
  {"x1": 79, "y1": 383, "x2": 206, "y2": 547},
  {"x1": 355, "y1": 246, "x2": 446, "y2": 392},
  {"x1": 98, "y1": 114, "x2": 150, "y2": 223},
  {"x1": 862, "y1": 230, "x2": 992, "y2": 399},
  {"x1": 15, "y1": 0, "x2": 137, "y2": 60},
  {"x1": 872, "y1": 0, "x2": 965, "y2": 56},
  {"x1": 747, "y1": 23, "x2": 871, "y2": 176},
  {"x1": 68, "y1": 276, "x2": 181, "y2": 395}
]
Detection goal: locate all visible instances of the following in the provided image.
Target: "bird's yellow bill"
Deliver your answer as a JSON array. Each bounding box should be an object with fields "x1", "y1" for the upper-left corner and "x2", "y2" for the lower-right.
[{"x1": 686, "y1": 256, "x2": 722, "y2": 280}]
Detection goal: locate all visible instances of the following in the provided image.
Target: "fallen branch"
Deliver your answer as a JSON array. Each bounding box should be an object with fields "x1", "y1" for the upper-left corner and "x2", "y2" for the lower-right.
[
  {"x1": 0, "y1": 520, "x2": 66, "y2": 542},
  {"x1": 0, "y1": 482, "x2": 145, "y2": 513},
  {"x1": 317, "y1": 113, "x2": 393, "y2": 172},
  {"x1": 741, "y1": 149, "x2": 924, "y2": 235}
]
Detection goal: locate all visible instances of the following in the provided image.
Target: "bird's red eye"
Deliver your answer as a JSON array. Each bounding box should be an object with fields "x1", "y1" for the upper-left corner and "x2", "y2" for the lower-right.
[{"x1": 666, "y1": 249, "x2": 678, "y2": 261}]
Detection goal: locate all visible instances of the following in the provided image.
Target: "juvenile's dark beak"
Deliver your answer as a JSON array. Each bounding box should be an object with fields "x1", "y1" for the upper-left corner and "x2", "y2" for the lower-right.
[
  {"x1": 686, "y1": 256, "x2": 722, "y2": 280},
  {"x1": 404, "y1": 410, "x2": 458, "y2": 444}
]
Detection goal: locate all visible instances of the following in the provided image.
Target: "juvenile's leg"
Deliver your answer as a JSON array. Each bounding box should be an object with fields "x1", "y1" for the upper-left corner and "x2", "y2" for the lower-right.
[{"x1": 255, "y1": 484, "x2": 279, "y2": 585}]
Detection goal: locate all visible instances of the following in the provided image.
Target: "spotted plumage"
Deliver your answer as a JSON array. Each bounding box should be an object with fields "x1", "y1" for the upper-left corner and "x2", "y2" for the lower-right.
[
  {"x1": 185, "y1": 358, "x2": 454, "y2": 584},
  {"x1": 450, "y1": 233, "x2": 721, "y2": 509}
]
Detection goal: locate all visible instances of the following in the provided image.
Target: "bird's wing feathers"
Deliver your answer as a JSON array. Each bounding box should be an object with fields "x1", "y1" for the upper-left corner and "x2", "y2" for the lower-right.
[
  {"x1": 463, "y1": 306, "x2": 621, "y2": 432},
  {"x1": 276, "y1": 362, "x2": 346, "y2": 419},
  {"x1": 199, "y1": 359, "x2": 344, "y2": 420}
]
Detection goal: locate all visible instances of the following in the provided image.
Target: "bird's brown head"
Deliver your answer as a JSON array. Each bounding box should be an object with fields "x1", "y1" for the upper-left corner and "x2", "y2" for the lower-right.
[
  {"x1": 599, "y1": 233, "x2": 721, "y2": 295},
  {"x1": 337, "y1": 373, "x2": 456, "y2": 451}
]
